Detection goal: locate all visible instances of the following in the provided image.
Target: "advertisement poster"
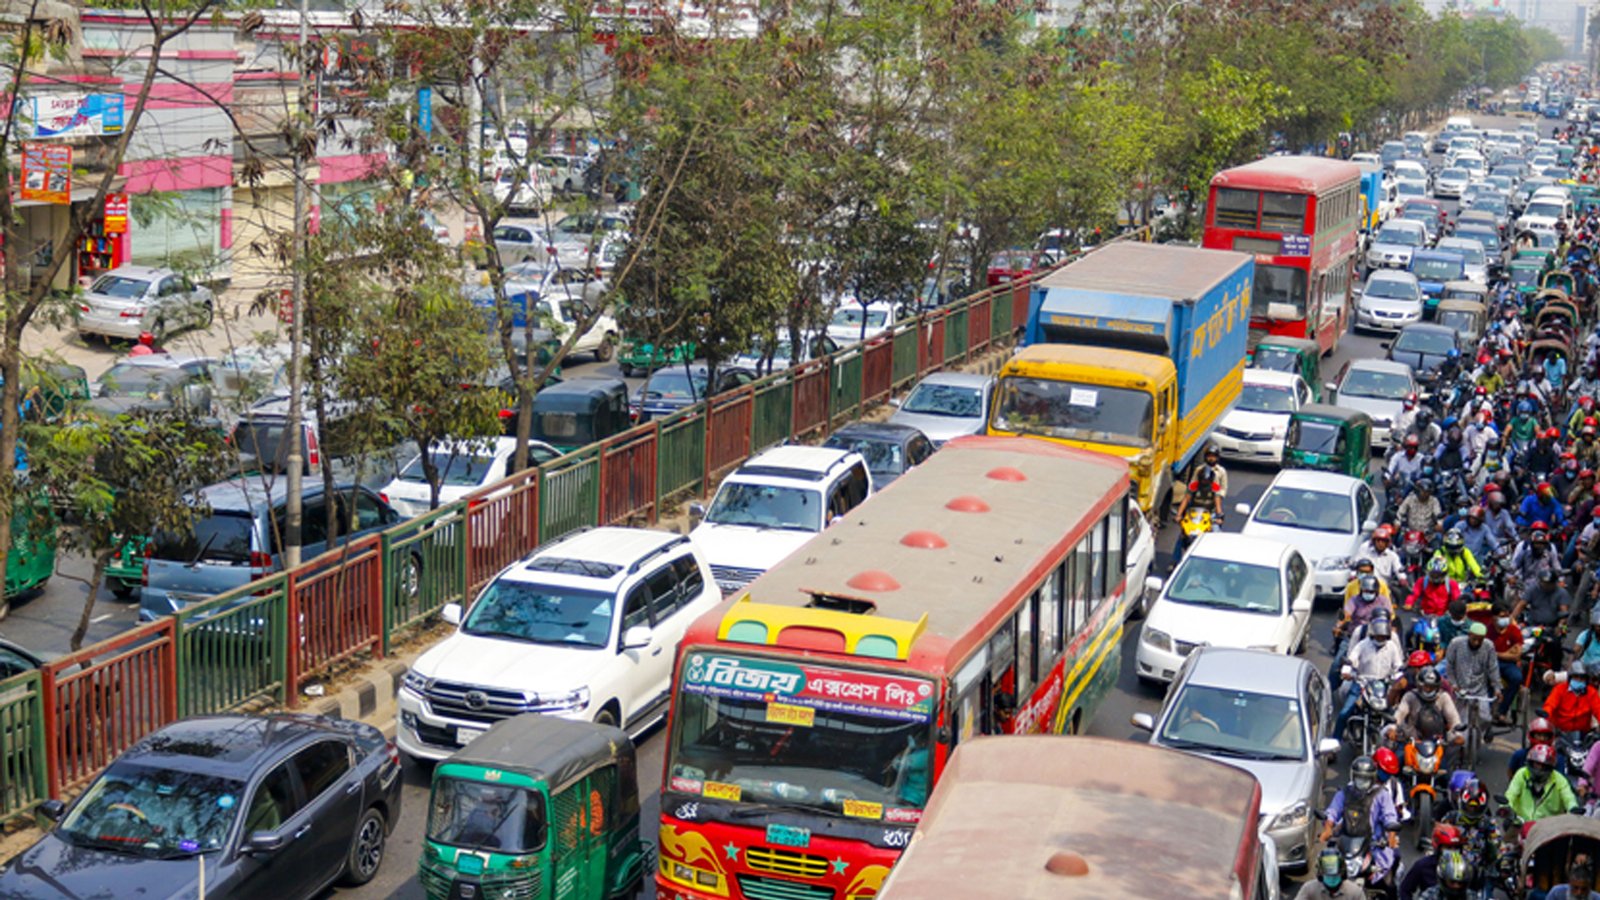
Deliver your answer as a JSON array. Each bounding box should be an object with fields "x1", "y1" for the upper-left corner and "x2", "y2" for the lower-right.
[
  {"x1": 103, "y1": 193, "x2": 129, "y2": 233},
  {"x1": 21, "y1": 143, "x2": 71, "y2": 205},
  {"x1": 18, "y1": 94, "x2": 124, "y2": 138}
]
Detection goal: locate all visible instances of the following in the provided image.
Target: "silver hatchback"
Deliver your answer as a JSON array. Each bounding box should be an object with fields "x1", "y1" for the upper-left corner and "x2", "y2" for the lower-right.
[{"x1": 76, "y1": 265, "x2": 215, "y2": 341}]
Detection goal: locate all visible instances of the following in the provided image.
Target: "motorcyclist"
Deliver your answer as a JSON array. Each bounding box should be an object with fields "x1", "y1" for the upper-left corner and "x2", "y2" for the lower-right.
[
  {"x1": 1519, "y1": 481, "x2": 1569, "y2": 530},
  {"x1": 1387, "y1": 434, "x2": 1428, "y2": 488},
  {"x1": 1431, "y1": 528, "x2": 1483, "y2": 583},
  {"x1": 1510, "y1": 524, "x2": 1563, "y2": 592},
  {"x1": 1408, "y1": 557, "x2": 1462, "y2": 619},
  {"x1": 1319, "y1": 756, "x2": 1400, "y2": 890},
  {"x1": 1490, "y1": 605, "x2": 1526, "y2": 724},
  {"x1": 1415, "y1": 850, "x2": 1472, "y2": 900},
  {"x1": 1456, "y1": 505, "x2": 1501, "y2": 561},
  {"x1": 1572, "y1": 605, "x2": 1600, "y2": 670},
  {"x1": 1296, "y1": 848, "x2": 1365, "y2": 899},
  {"x1": 1388, "y1": 667, "x2": 1464, "y2": 770},
  {"x1": 1397, "y1": 824, "x2": 1467, "y2": 900},
  {"x1": 1373, "y1": 745, "x2": 1410, "y2": 825},
  {"x1": 1358, "y1": 525, "x2": 1409, "y2": 595},
  {"x1": 1436, "y1": 599, "x2": 1473, "y2": 649},
  {"x1": 1336, "y1": 616, "x2": 1406, "y2": 741},
  {"x1": 1526, "y1": 429, "x2": 1563, "y2": 477},
  {"x1": 1506, "y1": 742, "x2": 1579, "y2": 822},
  {"x1": 1554, "y1": 454, "x2": 1586, "y2": 503},
  {"x1": 1172, "y1": 465, "x2": 1222, "y2": 562},
  {"x1": 1344, "y1": 559, "x2": 1395, "y2": 604},
  {"x1": 1398, "y1": 477, "x2": 1445, "y2": 536},
  {"x1": 1332, "y1": 574, "x2": 1394, "y2": 691},
  {"x1": 1515, "y1": 566, "x2": 1572, "y2": 631},
  {"x1": 1542, "y1": 660, "x2": 1600, "y2": 736},
  {"x1": 1509, "y1": 717, "x2": 1565, "y2": 780}
]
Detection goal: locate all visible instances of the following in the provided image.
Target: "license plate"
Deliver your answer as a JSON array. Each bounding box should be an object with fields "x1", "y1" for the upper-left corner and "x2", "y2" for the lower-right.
[
  {"x1": 766, "y1": 824, "x2": 811, "y2": 848},
  {"x1": 457, "y1": 726, "x2": 485, "y2": 745}
]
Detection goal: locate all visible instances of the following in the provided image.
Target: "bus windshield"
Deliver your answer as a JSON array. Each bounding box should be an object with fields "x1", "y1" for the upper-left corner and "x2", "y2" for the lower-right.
[
  {"x1": 666, "y1": 652, "x2": 936, "y2": 818},
  {"x1": 991, "y1": 376, "x2": 1153, "y2": 448}
]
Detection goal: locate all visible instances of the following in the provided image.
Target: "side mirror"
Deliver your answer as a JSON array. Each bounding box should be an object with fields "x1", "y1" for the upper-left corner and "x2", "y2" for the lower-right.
[
  {"x1": 1130, "y1": 712, "x2": 1155, "y2": 732},
  {"x1": 441, "y1": 603, "x2": 462, "y2": 626},
  {"x1": 1324, "y1": 382, "x2": 1338, "y2": 394},
  {"x1": 1293, "y1": 596, "x2": 1314, "y2": 613},
  {"x1": 889, "y1": 397, "x2": 902, "y2": 408},
  {"x1": 688, "y1": 502, "x2": 706, "y2": 525},
  {"x1": 1317, "y1": 738, "x2": 1341, "y2": 758},
  {"x1": 1379, "y1": 341, "x2": 1392, "y2": 351},
  {"x1": 245, "y1": 830, "x2": 285, "y2": 855},
  {"x1": 1234, "y1": 502, "x2": 1251, "y2": 517},
  {"x1": 621, "y1": 624, "x2": 653, "y2": 651},
  {"x1": 38, "y1": 799, "x2": 64, "y2": 822},
  {"x1": 1144, "y1": 575, "x2": 1164, "y2": 596}
]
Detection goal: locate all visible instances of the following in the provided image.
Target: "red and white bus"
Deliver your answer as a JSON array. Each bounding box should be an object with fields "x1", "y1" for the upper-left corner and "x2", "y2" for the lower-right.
[
  {"x1": 1203, "y1": 156, "x2": 1362, "y2": 355},
  {"x1": 655, "y1": 436, "x2": 1133, "y2": 900}
]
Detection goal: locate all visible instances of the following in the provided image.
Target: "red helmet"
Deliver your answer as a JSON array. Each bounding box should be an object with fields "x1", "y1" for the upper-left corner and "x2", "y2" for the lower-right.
[
  {"x1": 1529, "y1": 743, "x2": 1558, "y2": 767},
  {"x1": 1408, "y1": 650, "x2": 1434, "y2": 668},
  {"x1": 1530, "y1": 717, "x2": 1555, "y2": 745},
  {"x1": 1374, "y1": 746, "x2": 1400, "y2": 775},
  {"x1": 1532, "y1": 520, "x2": 1550, "y2": 532},
  {"x1": 1546, "y1": 428, "x2": 1563, "y2": 440},
  {"x1": 1583, "y1": 396, "x2": 1597, "y2": 410},
  {"x1": 1432, "y1": 823, "x2": 1464, "y2": 850},
  {"x1": 1404, "y1": 434, "x2": 1420, "y2": 449},
  {"x1": 1373, "y1": 524, "x2": 1395, "y2": 541}
]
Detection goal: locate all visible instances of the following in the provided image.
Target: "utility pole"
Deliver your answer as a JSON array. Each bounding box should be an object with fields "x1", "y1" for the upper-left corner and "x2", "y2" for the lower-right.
[{"x1": 283, "y1": 0, "x2": 311, "y2": 568}]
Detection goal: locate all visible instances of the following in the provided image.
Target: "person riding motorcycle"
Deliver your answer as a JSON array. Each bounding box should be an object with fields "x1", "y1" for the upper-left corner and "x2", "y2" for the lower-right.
[
  {"x1": 1415, "y1": 850, "x2": 1473, "y2": 900},
  {"x1": 1336, "y1": 616, "x2": 1406, "y2": 740},
  {"x1": 1484, "y1": 490, "x2": 1519, "y2": 548},
  {"x1": 1456, "y1": 506, "x2": 1501, "y2": 562},
  {"x1": 1509, "y1": 717, "x2": 1566, "y2": 780},
  {"x1": 1388, "y1": 434, "x2": 1428, "y2": 487},
  {"x1": 1359, "y1": 525, "x2": 1410, "y2": 595},
  {"x1": 1388, "y1": 667, "x2": 1465, "y2": 770},
  {"x1": 1398, "y1": 477, "x2": 1445, "y2": 536},
  {"x1": 1319, "y1": 756, "x2": 1400, "y2": 890},
  {"x1": 1431, "y1": 529, "x2": 1483, "y2": 583},
  {"x1": 1172, "y1": 465, "x2": 1222, "y2": 561},
  {"x1": 1295, "y1": 848, "x2": 1364, "y2": 899},
  {"x1": 1542, "y1": 660, "x2": 1600, "y2": 736},
  {"x1": 1373, "y1": 746, "x2": 1410, "y2": 825},
  {"x1": 1332, "y1": 574, "x2": 1395, "y2": 691},
  {"x1": 1515, "y1": 565, "x2": 1572, "y2": 631},
  {"x1": 1408, "y1": 557, "x2": 1463, "y2": 618},
  {"x1": 1519, "y1": 480, "x2": 1569, "y2": 530},
  {"x1": 1510, "y1": 523, "x2": 1563, "y2": 592},
  {"x1": 1526, "y1": 429, "x2": 1563, "y2": 477},
  {"x1": 1506, "y1": 742, "x2": 1580, "y2": 823},
  {"x1": 1398, "y1": 823, "x2": 1470, "y2": 900}
]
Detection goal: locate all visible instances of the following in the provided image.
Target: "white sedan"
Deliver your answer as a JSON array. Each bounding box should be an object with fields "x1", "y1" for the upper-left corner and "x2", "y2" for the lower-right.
[
  {"x1": 1135, "y1": 533, "x2": 1315, "y2": 685},
  {"x1": 1211, "y1": 369, "x2": 1311, "y2": 465},
  {"x1": 1237, "y1": 469, "x2": 1382, "y2": 598}
]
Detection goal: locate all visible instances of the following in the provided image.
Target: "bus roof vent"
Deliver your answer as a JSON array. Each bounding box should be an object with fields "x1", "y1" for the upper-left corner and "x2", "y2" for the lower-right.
[
  {"x1": 844, "y1": 570, "x2": 900, "y2": 593},
  {"x1": 807, "y1": 594, "x2": 877, "y2": 615}
]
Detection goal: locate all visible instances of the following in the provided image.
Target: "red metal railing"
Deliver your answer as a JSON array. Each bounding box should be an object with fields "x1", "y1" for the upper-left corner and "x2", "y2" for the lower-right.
[
  {"x1": 861, "y1": 337, "x2": 893, "y2": 405},
  {"x1": 287, "y1": 537, "x2": 384, "y2": 699},
  {"x1": 464, "y1": 471, "x2": 540, "y2": 597},
  {"x1": 706, "y1": 388, "x2": 753, "y2": 482},
  {"x1": 600, "y1": 426, "x2": 660, "y2": 524}
]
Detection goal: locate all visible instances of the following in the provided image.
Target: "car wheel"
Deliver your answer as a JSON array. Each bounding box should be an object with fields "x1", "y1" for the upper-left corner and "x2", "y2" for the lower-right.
[
  {"x1": 595, "y1": 706, "x2": 619, "y2": 728},
  {"x1": 619, "y1": 363, "x2": 636, "y2": 378},
  {"x1": 153, "y1": 317, "x2": 168, "y2": 341},
  {"x1": 110, "y1": 579, "x2": 134, "y2": 601},
  {"x1": 339, "y1": 806, "x2": 386, "y2": 886},
  {"x1": 562, "y1": 178, "x2": 574, "y2": 194},
  {"x1": 197, "y1": 300, "x2": 214, "y2": 329},
  {"x1": 595, "y1": 333, "x2": 617, "y2": 362},
  {"x1": 395, "y1": 553, "x2": 423, "y2": 607}
]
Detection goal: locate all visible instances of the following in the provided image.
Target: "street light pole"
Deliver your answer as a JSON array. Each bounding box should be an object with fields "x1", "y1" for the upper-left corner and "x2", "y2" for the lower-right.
[{"x1": 283, "y1": 0, "x2": 311, "y2": 568}]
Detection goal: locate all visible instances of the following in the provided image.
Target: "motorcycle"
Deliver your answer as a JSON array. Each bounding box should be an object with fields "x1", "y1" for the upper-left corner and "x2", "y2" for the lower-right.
[
  {"x1": 1337, "y1": 831, "x2": 1398, "y2": 899},
  {"x1": 1346, "y1": 676, "x2": 1397, "y2": 759},
  {"x1": 1404, "y1": 734, "x2": 1450, "y2": 851},
  {"x1": 1402, "y1": 529, "x2": 1432, "y2": 585},
  {"x1": 1172, "y1": 507, "x2": 1214, "y2": 564}
]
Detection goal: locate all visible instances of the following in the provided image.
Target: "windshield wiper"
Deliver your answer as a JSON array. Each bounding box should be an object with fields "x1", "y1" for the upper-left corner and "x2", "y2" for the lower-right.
[{"x1": 726, "y1": 799, "x2": 829, "y2": 820}]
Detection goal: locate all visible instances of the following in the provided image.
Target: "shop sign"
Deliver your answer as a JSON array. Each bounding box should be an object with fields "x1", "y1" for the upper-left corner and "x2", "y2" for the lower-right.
[
  {"x1": 17, "y1": 94, "x2": 124, "y2": 139},
  {"x1": 104, "y1": 193, "x2": 129, "y2": 233},
  {"x1": 21, "y1": 143, "x2": 71, "y2": 204}
]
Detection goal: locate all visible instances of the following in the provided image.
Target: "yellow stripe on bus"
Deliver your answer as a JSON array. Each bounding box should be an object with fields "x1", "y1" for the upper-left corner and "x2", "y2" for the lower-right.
[{"x1": 1050, "y1": 597, "x2": 1125, "y2": 733}]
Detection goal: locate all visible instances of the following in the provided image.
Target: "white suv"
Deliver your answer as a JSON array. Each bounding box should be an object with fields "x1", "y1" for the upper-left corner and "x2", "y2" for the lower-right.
[
  {"x1": 690, "y1": 445, "x2": 874, "y2": 595},
  {"x1": 396, "y1": 527, "x2": 718, "y2": 760}
]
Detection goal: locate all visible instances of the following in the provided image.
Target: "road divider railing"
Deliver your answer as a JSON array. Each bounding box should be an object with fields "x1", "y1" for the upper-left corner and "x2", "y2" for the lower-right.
[{"x1": 0, "y1": 227, "x2": 1152, "y2": 823}]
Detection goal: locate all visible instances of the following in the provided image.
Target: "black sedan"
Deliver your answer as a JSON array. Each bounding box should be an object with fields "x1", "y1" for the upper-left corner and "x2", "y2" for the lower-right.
[
  {"x1": 1385, "y1": 322, "x2": 1462, "y2": 386},
  {"x1": 822, "y1": 421, "x2": 934, "y2": 486},
  {"x1": 0, "y1": 714, "x2": 402, "y2": 899},
  {"x1": 630, "y1": 364, "x2": 756, "y2": 421}
]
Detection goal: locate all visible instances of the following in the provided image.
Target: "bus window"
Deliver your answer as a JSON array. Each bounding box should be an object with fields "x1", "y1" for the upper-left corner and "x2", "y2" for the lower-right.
[
  {"x1": 1260, "y1": 192, "x2": 1308, "y2": 232},
  {"x1": 1213, "y1": 189, "x2": 1259, "y2": 229},
  {"x1": 1041, "y1": 573, "x2": 1062, "y2": 658},
  {"x1": 987, "y1": 620, "x2": 1016, "y2": 732},
  {"x1": 1107, "y1": 504, "x2": 1124, "y2": 588},
  {"x1": 1016, "y1": 599, "x2": 1035, "y2": 697},
  {"x1": 1071, "y1": 541, "x2": 1092, "y2": 630},
  {"x1": 1089, "y1": 519, "x2": 1107, "y2": 604}
]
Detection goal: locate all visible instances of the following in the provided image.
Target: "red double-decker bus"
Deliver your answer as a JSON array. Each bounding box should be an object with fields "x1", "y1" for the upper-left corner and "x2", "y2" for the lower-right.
[{"x1": 1203, "y1": 156, "x2": 1362, "y2": 355}]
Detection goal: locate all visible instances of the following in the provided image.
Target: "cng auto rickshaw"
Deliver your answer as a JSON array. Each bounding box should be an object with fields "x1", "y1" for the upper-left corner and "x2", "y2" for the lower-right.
[
  {"x1": 1435, "y1": 295, "x2": 1487, "y2": 344},
  {"x1": 527, "y1": 377, "x2": 631, "y2": 453},
  {"x1": 1518, "y1": 816, "x2": 1600, "y2": 898},
  {"x1": 1250, "y1": 337, "x2": 1323, "y2": 402},
  {"x1": 420, "y1": 714, "x2": 650, "y2": 900},
  {"x1": 1283, "y1": 404, "x2": 1373, "y2": 480}
]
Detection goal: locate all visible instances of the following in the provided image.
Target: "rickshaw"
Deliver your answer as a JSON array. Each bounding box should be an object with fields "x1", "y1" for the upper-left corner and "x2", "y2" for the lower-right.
[
  {"x1": 1435, "y1": 296, "x2": 1487, "y2": 344},
  {"x1": 419, "y1": 714, "x2": 650, "y2": 900},
  {"x1": 1515, "y1": 246, "x2": 1558, "y2": 272},
  {"x1": 1518, "y1": 816, "x2": 1600, "y2": 898},
  {"x1": 1250, "y1": 336, "x2": 1323, "y2": 402},
  {"x1": 1543, "y1": 270, "x2": 1577, "y2": 296},
  {"x1": 1530, "y1": 338, "x2": 1576, "y2": 385},
  {"x1": 1533, "y1": 300, "x2": 1581, "y2": 345},
  {"x1": 1283, "y1": 404, "x2": 1374, "y2": 480},
  {"x1": 1509, "y1": 260, "x2": 1548, "y2": 301},
  {"x1": 525, "y1": 377, "x2": 631, "y2": 453}
]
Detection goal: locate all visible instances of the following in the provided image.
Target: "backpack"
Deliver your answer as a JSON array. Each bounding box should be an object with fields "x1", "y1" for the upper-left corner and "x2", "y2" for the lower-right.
[{"x1": 1341, "y1": 786, "x2": 1373, "y2": 838}]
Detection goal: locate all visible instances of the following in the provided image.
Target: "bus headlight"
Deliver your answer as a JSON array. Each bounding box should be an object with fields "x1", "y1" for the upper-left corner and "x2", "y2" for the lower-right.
[{"x1": 660, "y1": 856, "x2": 728, "y2": 896}]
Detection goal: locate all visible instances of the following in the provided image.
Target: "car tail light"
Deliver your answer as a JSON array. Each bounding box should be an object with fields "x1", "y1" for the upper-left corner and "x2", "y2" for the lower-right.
[
  {"x1": 142, "y1": 541, "x2": 154, "y2": 586},
  {"x1": 305, "y1": 428, "x2": 320, "y2": 469},
  {"x1": 498, "y1": 408, "x2": 514, "y2": 419},
  {"x1": 468, "y1": 498, "x2": 483, "y2": 511},
  {"x1": 78, "y1": 303, "x2": 90, "y2": 313},
  {"x1": 120, "y1": 308, "x2": 145, "y2": 318},
  {"x1": 379, "y1": 492, "x2": 390, "y2": 505},
  {"x1": 385, "y1": 740, "x2": 400, "y2": 769},
  {"x1": 249, "y1": 551, "x2": 272, "y2": 570}
]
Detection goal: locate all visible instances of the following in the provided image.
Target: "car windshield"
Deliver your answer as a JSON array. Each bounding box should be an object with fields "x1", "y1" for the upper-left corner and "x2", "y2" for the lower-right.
[
  {"x1": 704, "y1": 483, "x2": 821, "y2": 532},
  {"x1": 90, "y1": 275, "x2": 151, "y2": 299},
  {"x1": 992, "y1": 376, "x2": 1153, "y2": 448},
  {"x1": 427, "y1": 778, "x2": 546, "y2": 853},
  {"x1": 1166, "y1": 556, "x2": 1283, "y2": 615},
  {"x1": 1394, "y1": 329, "x2": 1455, "y2": 356},
  {"x1": 1439, "y1": 242, "x2": 1485, "y2": 265},
  {"x1": 1290, "y1": 420, "x2": 1342, "y2": 454},
  {"x1": 1159, "y1": 685, "x2": 1306, "y2": 761},
  {"x1": 642, "y1": 370, "x2": 709, "y2": 402},
  {"x1": 1440, "y1": 168, "x2": 1467, "y2": 181},
  {"x1": 830, "y1": 307, "x2": 889, "y2": 331},
  {"x1": 1364, "y1": 277, "x2": 1418, "y2": 301},
  {"x1": 1526, "y1": 201, "x2": 1564, "y2": 219},
  {"x1": 97, "y1": 364, "x2": 178, "y2": 399},
  {"x1": 901, "y1": 382, "x2": 983, "y2": 418},
  {"x1": 1237, "y1": 384, "x2": 1296, "y2": 413},
  {"x1": 1457, "y1": 230, "x2": 1498, "y2": 253},
  {"x1": 1340, "y1": 367, "x2": 1410, "y2": 400},
  {"x1": 1437, "y1": 310, "x2": 1477, "y2": 335},
  {"x1": 461, "y1": 580, "x2": 614, "y2": 648},
  {"x1": 1475, "y1": 195, "x2": 1508, "y2": 214},
  {"x1": 667, "y1": 652, "x2": 936, "y2": 816},
  {"x1": 822, "y1": 435, "x2": 905, "y2": 481},
  {"x1": 1251, "y1": 348, "x2": 1299, "y2": 373},
  {"x1": 400, "y1": 450, "x2": 499, "y2": 487},
  {"x1": 59, "y1": 761, "x2": 244, "y2": 858},
  {"x1": 1376, "y1": 226, "x2": 1423, "y2": 247},
  {"x1": 1254, "y1": 486, "x2": 1355, "y2": 533},
  {"x1": 1396, "y1": 182, "x2": 1425, "y2": 197},
  {"x1": 150, "y1": 512, "x2": 255, "y2": 564},
  {"x1": 1412, "y1": 258, "x2": 1463, "y2": 280},
  {"x1": 1510, "y1": 266, "x2": 1541, "y2": 287}
]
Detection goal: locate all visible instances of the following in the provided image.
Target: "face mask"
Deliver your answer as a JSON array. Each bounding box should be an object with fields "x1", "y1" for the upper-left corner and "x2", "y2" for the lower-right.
[
  {"x1": 1573, "y1": 679, "x2": 1589, "y2": 694},
  {"x1": 1321, "y1": 875, "x2": 1343, "y2": 890},
  {"x1": 1498, "y1": 617, "x2": 1511, "y2": 629}
]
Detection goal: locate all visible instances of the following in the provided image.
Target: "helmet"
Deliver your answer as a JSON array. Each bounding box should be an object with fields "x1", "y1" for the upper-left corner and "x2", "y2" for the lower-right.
[
  {"x1": 1445, "y1": 528, "x2": 1465, "y2": 550},
  {"x1": 1438, "y1": 849, "x2": 1473, "y2": 894},
  {"x1": 1539, "y1": 480, "x2": 1556, "y2": 495},
  {"x1": 1488, "y1": 490, "x2": 1506, "y2": 507},
  {"x1": 1369, "y1": 616, "x2": 1392, "y2": 640},
  {"x1": 1530, "y1": 717, "x2": 1555, "y2": 746},
  {"x1": 1529, "y1": 742, "x2": 1557, "y2": 785},
  {"x1": 1458, "y1": 778, "x2": 1489, "y2": 821},
  {"x1": 1354, "y1": 557, "x2": 1375, "y2": 572},
  {"x1": 1415, "y1": 666, "x2": 1442, "y2": 702},
  {"x1": 1373, "y1": 746, "x2": 1400, "y2": 775},
  {"x1": 1469, "y1": 505, "x2": 1485, "y2": 521},
  {"x1": 1546, "y1": 427, "x2": 1563, "y2": 440},
  {"x1": 1408, "y1": 649, "x2": 1434, "y2": 669},
  {"x1": 1373, "y1": 524, "x2": 1395, "y2": 542},
  {"x1": 1404, "y1": 434, "x2": 1421, "y2": 450},
  {"x1": 1351, "y1": 755, "x2": 1379, "y2": 794},
  {"x1": 1432, "y1": 823, "x2": 1464, "y2": 850},
  {"x1": 1428, "y1": 556, "x2": 1449, "y2": 579},
  {"x1": 1204, "y1": 443, "x2": 1220, "y2": 459},
  {"x1": 1358, "y1": 574, "x2": 1379, "y2": 597},
  {"x1": 1416, "y1": 477, "x2": 1435, "y2": 493}
]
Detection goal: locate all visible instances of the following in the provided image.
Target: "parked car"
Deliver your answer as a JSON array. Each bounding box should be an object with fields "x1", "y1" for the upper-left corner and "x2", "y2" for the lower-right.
[
  {"x1": 528, "y1": 378, "x2": 631, "y2": 452},
  {"x1": 731, "y1": 331, "x2": 840, "y2": 376},
  {"x1": 1325, "y1": 358, "x2": 1416, "y2": 449},
  {"x1": 690, "y1": 445, "x2": 873, "y2": 595},
  {"x1": 397, "y1": 527, "x2": 721, "y2": 758},
  {"x1": 1386, "y1": 322, "x2": 1461, "y2": 387},
  {"x1": 630, "y1": 364, "x2": 755, "y2": 422},
  {"x1": 886, "y1": 372, "x2": 992, "y2": 446},
  {"x1": 489, "y1": 218, "x2": 552, "y2": 267},
  {"x1": 1135, "y1": 533, "x2": 1315, "y2": 686},
  {"x1": 537, "y1": 153, "x2": 591, "y2": 194},
  {"x1": 88, "y1": 355, "x2": 216, "y2": 419},
  {"x1": 547, "y1": 210, "x2": 631, "y2": 270},
  {"x1": 378, "y1": 436, "x2": 562, "y2": 519},
  {"x1": 1237, "y1": 469, "x2": 1382, "y2": 597},
  {"x1": 490, "y1": 165, "x2": 551, "y2": 213},
  {"x1": 0, "y1": 714, "x2": 402, "y2": 897},
  {"x1": 1354, "y1": 269, "x2": 1424, "y2": 334},
  {"x1": 470, "y1": 266, "x2": 618, "y2": 361},
  {"x1": 76, "y1": 265, "x2": 215, "y2": 342},
  {"x1": 1132, "y1": 648, "x2": 1338, "y2": 872},
  {"x1": 822, "y1": 421, "x2": 935, "y2": 486},
  {"x1": 825, "y1": 301, "x2": 898, "y2": 345},
  {"x1": 139, "y1": 479, "x2": 405, "y2": 621},
  {"x1": 1209, "y1": 369, "x2": 1312, "y2": 466},
  {"x1": 985, "y1": 248, "x2": 1042, "y2": 286}
]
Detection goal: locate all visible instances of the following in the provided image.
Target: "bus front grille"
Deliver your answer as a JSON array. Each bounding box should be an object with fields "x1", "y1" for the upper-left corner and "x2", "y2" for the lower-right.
[{"x1": 737, "y1": 874, "x2": 836, "y2": 900}]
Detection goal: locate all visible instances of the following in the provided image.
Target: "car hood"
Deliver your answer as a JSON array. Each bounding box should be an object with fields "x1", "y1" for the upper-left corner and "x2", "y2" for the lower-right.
[
  {"x1": 1358, "y1": 295, "x2": 1420, "y2": 312},
  {"x1": 412, "y1": 631, "x2": 612, "y2": 693},
  {"x1": 1389, "y1": 349, "x2": 1447, "y2": 373},
  {"x1": 1145, "y1": 600, "x2": 1287, "y2": 649},
  {"x1": 885, "y1": 410, "x2": 984, "y2": 444},
  {"x1": 0, "y1": 833, "x2": 209, "y2": 898},
  {"x1": 1370, "y1": 240, "x2": 1417, "y2": 255},
  {"x1": 1240, "y1": 520, "x2": 1357, "y2": 567},
  {"x1": 689, "y1": 522, "x2": 815, "y2": 573},
  {"x1": 1209, "y1": 757, "x2": 1314, "y2": 818},
  {"x1": 1331, "y1": 392, "x2": 1403, "y2": 425},
  {"x1": 1218, "y1": 408, "x2": 1289, "y2": 435}
]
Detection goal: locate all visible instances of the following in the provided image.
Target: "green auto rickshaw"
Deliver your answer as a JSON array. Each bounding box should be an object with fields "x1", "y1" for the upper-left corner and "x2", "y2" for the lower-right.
[
  {"x1": 1283, "y1": 404, "x2": 1373, "y2": 480},
  {"x1": 528, "y1": 377, "x2": 631, "y2": 453},
  {"x1": 420, "y1": 714, "x2": 650, "y2": 900},
  {"x1": 1250, "y1": 337, "x2": 1322, "y2": 402}
]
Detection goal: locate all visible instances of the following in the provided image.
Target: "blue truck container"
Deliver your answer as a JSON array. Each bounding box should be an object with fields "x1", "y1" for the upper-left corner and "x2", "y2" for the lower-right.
[
  {"x1": 1359, "y1": 169, "x2": 1384, "y2": 231},
  {"x1": 1018, "y1": 242, "x2": 1254, "y2": 482}
]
